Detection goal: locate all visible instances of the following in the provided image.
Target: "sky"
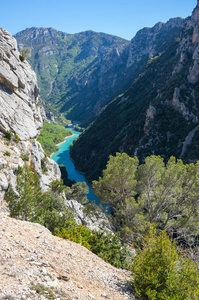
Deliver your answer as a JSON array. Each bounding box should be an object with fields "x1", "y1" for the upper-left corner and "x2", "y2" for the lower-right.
[{"x1": 1, "y1": 0, "x2": 197, "y2": 40}]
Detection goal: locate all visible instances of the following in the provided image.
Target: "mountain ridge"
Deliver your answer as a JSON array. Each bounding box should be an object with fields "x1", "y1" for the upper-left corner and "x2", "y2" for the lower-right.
[{"x1": 14, "y1": 19, "x2": 184, "y2": 126}]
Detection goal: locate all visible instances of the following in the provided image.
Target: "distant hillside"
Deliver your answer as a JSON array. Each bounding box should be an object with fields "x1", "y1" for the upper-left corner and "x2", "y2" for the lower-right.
[
  {"x1": 70, "y1": 5, "x2": 199, "y2": 183},
  {"x1": 15, "y1": 21, "x2": 183, "y2": 127},
  {"x1": 15, "y1": 28, "x2": 129, "y2": 126}
]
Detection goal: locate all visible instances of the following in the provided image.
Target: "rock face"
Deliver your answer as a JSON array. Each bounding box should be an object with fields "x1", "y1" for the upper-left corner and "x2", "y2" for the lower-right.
[
  {"x1": 65, "y1": 200, "x2": 112, "y2": 232},
  {"x1": 0, "y1": 214, "x2": 136, "y2": 300},
  {"x1": 70, "y1": 2, "x2": 199, "y2": 183},
  {"x1": 0, "y1": 29, "x2": 61, "y2": 201},
  {"x1": 0, "y1": 28, "x2": 42, "y2": 140}
]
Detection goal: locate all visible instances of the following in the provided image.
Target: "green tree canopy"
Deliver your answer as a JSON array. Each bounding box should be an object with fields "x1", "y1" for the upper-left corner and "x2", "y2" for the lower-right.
[
  {"x1": 132, "y1": 228, "x2": 199, "y2": 299},
  {"x1": 93, "y1": 153, "x2": 199, "y2": 243}
]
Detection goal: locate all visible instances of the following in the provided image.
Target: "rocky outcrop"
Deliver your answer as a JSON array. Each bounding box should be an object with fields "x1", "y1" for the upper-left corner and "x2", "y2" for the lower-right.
[
  {"x1": 0, "y1": 28, "x2": 42, "y2": 141},
  {"x1": 126, "y1": 18, "x2": 184, "y2": 68},
  {"x1": 65, "y1": 200, "x2": 112, "y2": 232},
  {"x1": 0, "y1": 214, "x2": 136, "y2": 300},
  {"x1": 0, "y1": 29, "x2": 62, "y2": 201}
]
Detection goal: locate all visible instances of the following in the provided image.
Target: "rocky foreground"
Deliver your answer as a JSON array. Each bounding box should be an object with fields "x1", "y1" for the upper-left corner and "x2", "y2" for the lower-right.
[{"x1": 0, "y1": 213, "x2": 136, "y2": 300}]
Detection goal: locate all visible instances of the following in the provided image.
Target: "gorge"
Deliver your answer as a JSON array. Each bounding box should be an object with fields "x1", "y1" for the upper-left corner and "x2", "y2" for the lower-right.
[{"x1": 1, "y1": 1, "x2": 199, "y2": 298}]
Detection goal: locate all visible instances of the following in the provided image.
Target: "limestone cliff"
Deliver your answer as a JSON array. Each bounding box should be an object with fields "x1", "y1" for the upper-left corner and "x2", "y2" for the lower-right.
[
  {"x1": 0, "y1": 28, "x2": 60, "y2": 202},
  {"x1": 0, "y1": 28, "x2": 42, "y2": 140}
]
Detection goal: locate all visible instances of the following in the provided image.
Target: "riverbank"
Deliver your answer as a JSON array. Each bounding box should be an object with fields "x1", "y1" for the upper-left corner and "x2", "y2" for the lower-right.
[
  {"x1": 51, "y1": 127, "x2": 99, "y2": 202},
  {"x1": 50, "y1": 133, "x2": 74, "y2": 158}
]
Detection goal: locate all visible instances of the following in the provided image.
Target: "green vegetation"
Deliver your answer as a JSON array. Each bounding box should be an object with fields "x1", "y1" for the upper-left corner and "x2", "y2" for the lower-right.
[
  {"x1": 56, "y1": 222, "x2": 131, "y2": 269},
  {"x1": 15, "y1": 28, "x2": 130, "y2": 125},
  {"x1": 5, "y1": 165, "x2": 74, "y2": 233},
  {"x1": 74, "y1": 124, "x2": 84, "y2": 132},
  {"x1": 4, "y1": 153, "x2": 199, "y2": 298},
  {"x1": 93, "y1": 153, "x2": 199, "y2": 244},
  {"x1": 19, "y1": 47, "x2": 31, "y2": 61},
  {"x1": 132, "y1": 228, "x2": 199, "y2": 300},
  {"x1": 14, "y1": 134, "x2": 20, "y2": 143},
  {"x1": 5, "y1": 163, "x2": 130, "y2": 269},
  {"x1": 38, "y1": 121, "x2": 72, "y2": 156},
  {"x1": 4, "y1": 130, "x2": 13, "y2": 141},
  {"x1": 20, "y1": 153, "x2": 29, "y2": 161},
  {"x1": 4, "y1": 151, "x2": 11, "y2": 156},
  {"x1": 30, "y1": 282, "x2": 56, "y2": 299},
  {"x1": 92, "y1": 153, "x2": 199, "y2": 298},
  {"x1": 70, "y1": 42, "x2": 183, "y2": 183},
  {"x1": 59, "y1": 164, "x2": 75, "y2": 187}
]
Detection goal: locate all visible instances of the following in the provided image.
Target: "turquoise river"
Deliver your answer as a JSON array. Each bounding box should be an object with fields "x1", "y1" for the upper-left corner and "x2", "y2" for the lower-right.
[{"x1": 51, "y1": 126, "x2": 99, "y2": 203}]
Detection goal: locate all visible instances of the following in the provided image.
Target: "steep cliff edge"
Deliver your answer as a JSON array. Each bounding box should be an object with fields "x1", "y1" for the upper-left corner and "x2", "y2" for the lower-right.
[
  {"x1": 0, "y1": 28, "x2": 42, "y2": 140},
  {"x1": 0, "y1": 28, "x2": 61, "y2": 202}
]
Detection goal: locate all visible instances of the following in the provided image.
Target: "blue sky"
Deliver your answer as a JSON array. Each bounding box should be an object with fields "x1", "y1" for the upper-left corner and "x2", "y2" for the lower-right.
[{"x1": 2, "y1": 0, "x2": 197, "y2": 40}]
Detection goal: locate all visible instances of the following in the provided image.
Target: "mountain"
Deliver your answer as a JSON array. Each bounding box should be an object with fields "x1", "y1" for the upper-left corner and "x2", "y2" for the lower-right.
[
  {"x1": 70, "y1": 3, "x2": 199, "y2": 183},
  {"x1": 14, "y1": 21, "x2": 183, "y2": 127},
  {"x1": 14, "y1": 28, "x2": 129, "y2": 126}
]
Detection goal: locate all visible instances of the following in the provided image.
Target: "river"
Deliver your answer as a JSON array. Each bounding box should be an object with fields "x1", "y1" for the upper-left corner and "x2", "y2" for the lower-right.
[{"x1": 51, "y1": 125, "x2": 99, "y2": 203}]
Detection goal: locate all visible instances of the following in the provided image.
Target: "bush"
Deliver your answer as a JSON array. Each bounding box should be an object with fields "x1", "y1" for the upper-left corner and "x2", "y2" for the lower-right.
[
  {"x1": 5, "y1": 164, "x2": 73, "y2": 232},
  {"x1": 20, "y1": 153, "x2": 29, "y2": 161},
  {"x1": 4, "y1": 130, "x2": 13, "y2": 141},
  {"x1": 131, "y1": 229, "x2": 199, "y2": 300},
  {"x1": 4, "y1": 151, "x2": 11, "y2": 156},
  {"x1": 14, "y1": 134, "x2": 20, "y2": 143},
  {"x1": 19, "y1": 47, "x2": 31, "y2": 61},
  {"x1": 56, "y1": 222, "x2": 131, "y2": 269}
]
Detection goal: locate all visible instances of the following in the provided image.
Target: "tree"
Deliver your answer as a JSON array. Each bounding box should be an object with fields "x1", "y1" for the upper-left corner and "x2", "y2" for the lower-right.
[
  {"x1": 137, "y1": 156, "x2": 199, "y2": 237},
  {"x1": 5, "y1": 164, "x2": 42, "y2": 220},
  {"x1": 65, "y1": 182, "x2": 89, "y2": 204},
  {"x1": 5, "y1": 164, "x2": 73, "y2": 233},
  {"x1": 93, "y1": 153, "x2": 139, "y2": 212},
  {"x1": 132, "y1": 228, "x2": 199, "y2": 300},
  {"x1": 93, "y1": 153, "x2": 199, "y2": 243}
]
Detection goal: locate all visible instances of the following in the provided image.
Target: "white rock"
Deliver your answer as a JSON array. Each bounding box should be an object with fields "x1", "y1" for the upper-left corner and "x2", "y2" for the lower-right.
[
  {"x1": 0, "y1": 158, "x2": 7, "y2": 168},
  {"x1": 65, "y1": 200, "x2": 112, "y2": 232},
  {"x1": 0, "y1": 28, "x2": 42, "y2": 140},
  {"x1": 0, "y1": 173, "x2": 8, "y2": 190}
]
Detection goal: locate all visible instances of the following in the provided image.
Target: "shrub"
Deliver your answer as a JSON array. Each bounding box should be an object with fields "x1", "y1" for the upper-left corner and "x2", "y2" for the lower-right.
[
  {"x1": 14, "y1": 134, "x2": 20, "y2": 143},
  {"x1": 131, "y1": 229, "x2": 199, "y2": 300},
  {"x1": 41, "y1": 156, "x2": 48, "y2": 174},
  {"x1": 20, "y1": 153, "x2": 29, "y2": 161},
  {"x1": 19, "y1": 47, "x2": 31, "y2": 61},
  {"x1": 4, "y1": 130, "x2": 13, "y2": 141},
  {"x1": 4, "y1": 151, "x2": 11, "y2": 156},
  {"x1": 5, "y1": 164, "x2": 73, "y2": 231},
  {"x1": 56, "y1": 222, "x2": 131, "y2": 269}
]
